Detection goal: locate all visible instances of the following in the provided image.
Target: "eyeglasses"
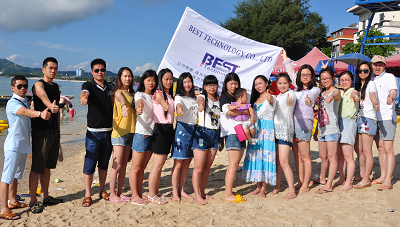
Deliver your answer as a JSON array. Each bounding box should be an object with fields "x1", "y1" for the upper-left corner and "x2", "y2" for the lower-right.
[
  {"x1": 357, "y1": 69, "x2": 369, "y2": 74},
  {"x1": 15, "y1": 84, "x2": 28, "y2": 89},
  {"x1": 340, "y1": 79, "x2": 352, "y2": 83},
  {"x1": 206, "y1": 84, "x2": 218, "y2": 88},
  {"x1": 93, "y1": 68, "x2": 106, "y2": 73},
  {"x1": 321, "y1": 77, "x2": 332, "y2": 82},
  {"x1": 301, "y1": 74, "x2": 312, "y2": 78}
]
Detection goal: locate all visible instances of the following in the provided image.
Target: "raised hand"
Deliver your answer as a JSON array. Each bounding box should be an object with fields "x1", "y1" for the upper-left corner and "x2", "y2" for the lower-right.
[
  {"x1": 286, "y1": 93, "x2": 292, "y2": 106},
  {"x1": 50, "y1": 100, "x2": 59, "y2": 113},
  {"x1": 325, "y1": 95, "x2": 332, "y2": 104},
  {"x1": 305, "y1": 93, "x2": 311, "y2": 106},
  {"x1": 177, "y1": 105, "x2": 184, "y2": 116},
  {"x1": 121, "y1": 105, "x2": 129, "y2": 117},
  {"x1": 197, "y1": 99, "x2": 205, "y2": 112},
  {"x1": 81, "y1": 92, "x2": 89, "y2": 106},
  {"x1": 374, "y1": 101, "x2": 380, "y2": 111},
  {"x1": 353, "y1": 91, "x2": 360, "y2": 102},
  {"x1": 266, "y1": 89, "x2": 272, "y2": 102},
  {"x1": 321, "y1": 61, "x2": 328, "y2": 70},
  {"x1": 387, "y1": 94, "x2": 394, "y2": 105},
  {"x1": 41, "y1": 106, "x2": 51, "y2": 120},
  {"x1": 280, "y1": 49, "x2": 287, "y2": 60},
  {"x1": 136, "y1": 103, "x2": 143, "y2": 115}
]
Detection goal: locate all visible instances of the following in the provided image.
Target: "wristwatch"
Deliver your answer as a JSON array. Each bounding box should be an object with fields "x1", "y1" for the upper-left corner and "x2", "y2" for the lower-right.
[{"x1": 39, "y1": 111, "x2": 42, "y2": 118}]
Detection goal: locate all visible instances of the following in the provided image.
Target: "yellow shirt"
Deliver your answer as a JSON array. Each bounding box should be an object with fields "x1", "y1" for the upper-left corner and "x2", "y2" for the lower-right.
[{"x1": 111, "y1": 90, "x2": 137, "y2": 138}]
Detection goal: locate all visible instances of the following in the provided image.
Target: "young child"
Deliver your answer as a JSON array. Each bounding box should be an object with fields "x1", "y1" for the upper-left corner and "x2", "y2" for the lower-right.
[
  {"x1": 272, "y1": 73, "x2": 297, "y2": 199},
  {"x1": 68, "y1": 104, "x2": 76, "y2": 117},
  {"x1": 109, "y1": 67, "x2": 136, "y2": 203},
  {"x1": 171, "y1": 72, "x2": 198, "y2": 203},
  {"x1": 228, "y1": 88, "x2": 257, "y2": 144},
  {"x1": 242, "y1": 75, "x2": 276, "y2": 197},
  {"x1": 128, "y1": 69, "x2": 158, "y2": 205}
]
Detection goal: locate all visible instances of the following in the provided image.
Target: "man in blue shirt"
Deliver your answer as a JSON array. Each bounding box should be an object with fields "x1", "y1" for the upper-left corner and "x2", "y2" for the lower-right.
[{"x1": 0, "y1": 76, "x2": 50, "y2": 220}]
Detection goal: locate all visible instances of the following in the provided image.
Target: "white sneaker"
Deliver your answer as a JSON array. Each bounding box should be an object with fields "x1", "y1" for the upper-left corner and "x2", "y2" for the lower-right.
[{"x1": 249, "y1": 138, "x2": 258, "y2": 145}]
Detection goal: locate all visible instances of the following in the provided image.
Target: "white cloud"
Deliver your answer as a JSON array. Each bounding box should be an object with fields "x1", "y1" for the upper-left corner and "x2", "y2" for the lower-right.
[
  {"x1": 131, "y1": 0, "x2": 172, "y2": 7},
  {"x1": 133, "y1": 63, "x2": 157, "y2": 74},
  {"x1": 0, "y1": 0, "x2": 114, "y2": 32},
  {"x1": 63, "y1": 61, "x2": 90, "y2": 71},
  {"x1": 6, "y1": 54, "x2": 25, "y2": 63},
  {"x1": 30, "y1": 41, "x2": 85, "y2": 52}
]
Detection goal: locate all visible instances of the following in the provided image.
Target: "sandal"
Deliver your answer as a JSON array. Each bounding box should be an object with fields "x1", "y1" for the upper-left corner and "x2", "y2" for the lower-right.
[
  {"x1": 42, "y1": 196, "x2": 63, "y2": 205},
  {"x1": 147, "y1": 195, "x2": 168, "y2": 205},
  {"x1": 377, "y1": 184, "x2": 393, "y2": 191},
  {"x1": 8, "y1": 201, "x2": 29, "y2": 209},
  {"x1": 354, "y1": 182, "x2": 371, "y2": 189},
  {"x1": 157, "y1": 193, "x2": 169, "y2": 201},
  {"x1": 82, "y1": 197, "x2": 92, "y2": 207},
  {"x1": 0, "y1": 210, "x2": 20, "y2": 220},
  {"x1": 29, "y1": 201, "x2": 43, "y2": 214},
  {"x1": 100, "y1": 191, "x2": 109, "y2": 200}
]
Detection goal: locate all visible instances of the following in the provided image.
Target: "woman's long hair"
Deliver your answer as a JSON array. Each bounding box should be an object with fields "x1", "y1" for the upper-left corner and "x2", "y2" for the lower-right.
[
  {"x1": 201, "y1": 75, "x2": 219, "y2": 114},
  {"x1": 158, "y1": 68, "x2": 174, "y2": 117},
  {"x1": 296, "y1": 64, "x2": 317, "y2": 92},
  {"x1": 355, "y1": 61, "x2": 373, "y2": 100},
  {"x1": 137, "y1": 69, "x2": 158, "y2": 94},
  {"x1": 175, "y1": 72, "x2": 195, "y2": 98},
  {"x1": 222, "y1": 72, "x2": 241, "y2": 96},
  {"x1": 112, "y1": 67, "x2": 134, "y2": 105},
  {"x1": 250, "y1": 75, "x2": 269, "y2": 105}
]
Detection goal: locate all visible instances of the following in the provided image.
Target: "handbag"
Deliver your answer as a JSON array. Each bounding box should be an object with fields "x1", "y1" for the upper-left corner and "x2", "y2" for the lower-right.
[{"x1": 234, "y1": 124, "x2": 247, "y2": 142}]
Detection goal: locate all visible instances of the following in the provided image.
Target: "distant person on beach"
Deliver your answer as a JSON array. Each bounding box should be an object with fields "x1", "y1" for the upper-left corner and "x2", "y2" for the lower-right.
[
  {"x1": 80, "y1": 59, "x2": 113, "y2": 206},
  {"x1": 0, "y1": 75, "x2": 50, "y2": 220},
  {"x1": 370, "y1": 55, "x2": 397, "y2": 191},
  {"x1": 68, "y1": 104, "x2": 76, "y2": 117},
  {"x1": 29, "y1": 57, "x2": 62, "y2": 214}
]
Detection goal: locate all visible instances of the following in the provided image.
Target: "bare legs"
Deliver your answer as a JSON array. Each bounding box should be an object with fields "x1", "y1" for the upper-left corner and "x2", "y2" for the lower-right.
[
  {"x1": 148, "y1": 154, "x2": 168, "y2": 198},
  {"x1": 109, "y1": 145, "x2": 131, "y2": 202},
  {"x1": 249, "y1": 182, "x2": 267, "y2": 197},
  {"x1": 336, "y1": 144, "x2": 355, "y2": 191},
  {"x1": 375, "y1": 140, "x2": 395, "y2": 186},
  {"x1": 274, "y1": 144, "x2": 296, "y2": 199},
  {"x1": 0, "y1": 179, "x2": 20, "y2": 219},
  {"x1": 129, "y1": 150, "x2": 152, "y2": 203},
  {"x1": 171, "y1": 158, "x2": 192, "y2": 202},
  {"x1": 292, "y1": 140, "x2": 312, "y2": 194},
  {"x1": 224, "y1": 149, "x2": 245, "y2": 201},
  {"x1": 354, "y1": 133, "x2": 374, "y2": 187},
  {"x1": 193, "y1": 148, "x2": 217, "y2": 205},
  {"x1": 29, "y1": 168, "x2": 51, "y2": 204},
  {"x1": 317, "y1": 140, "x2": 338, "y2": 192}
]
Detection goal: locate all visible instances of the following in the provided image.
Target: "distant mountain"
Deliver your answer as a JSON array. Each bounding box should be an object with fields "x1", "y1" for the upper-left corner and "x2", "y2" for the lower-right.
[{"x1": 0, "y1": 58, "x2": 117, "y2": 77}]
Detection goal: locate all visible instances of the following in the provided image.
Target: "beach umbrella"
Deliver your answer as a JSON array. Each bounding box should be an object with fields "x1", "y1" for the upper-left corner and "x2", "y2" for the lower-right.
[{"x1": 329, "y1": 53, "x2": 371, "y2": 66}]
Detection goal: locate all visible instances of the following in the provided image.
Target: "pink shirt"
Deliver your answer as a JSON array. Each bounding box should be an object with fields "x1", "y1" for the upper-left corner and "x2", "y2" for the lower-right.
[{"x1": 153, "y1": 90, "x2": 175, "y2": 124}]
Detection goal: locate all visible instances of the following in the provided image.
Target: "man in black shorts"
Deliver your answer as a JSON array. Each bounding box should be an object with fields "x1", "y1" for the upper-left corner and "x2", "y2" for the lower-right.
[
  {"x1": 29, "y1": 57, "x2": 63, "y2": 213},
  {"x1": 80, "y1": 59, "x2": 113, "y2": 206}
]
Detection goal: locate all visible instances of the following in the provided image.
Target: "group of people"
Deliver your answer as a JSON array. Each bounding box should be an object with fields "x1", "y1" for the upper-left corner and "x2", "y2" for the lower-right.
[{"x1": 0, "y1": 50, "x2": 397, "y2": 219}]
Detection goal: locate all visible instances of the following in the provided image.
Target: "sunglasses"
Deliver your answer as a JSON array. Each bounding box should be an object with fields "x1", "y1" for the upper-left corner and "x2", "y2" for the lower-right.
[
  {"x1": 357, "y1": 69, "x2": 369, "y2": 74},
  {"x1": 93, "y1": 68, "x2": 106, "y2": 73},
  {"x1": 15, "y1": 84, "x2": 29, "y2": 89}
]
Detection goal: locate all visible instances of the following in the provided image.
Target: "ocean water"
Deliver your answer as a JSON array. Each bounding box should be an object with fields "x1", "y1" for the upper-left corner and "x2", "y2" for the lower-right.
[{"x1": 0, "y1": 77, "x2": 88, "y2": 169}]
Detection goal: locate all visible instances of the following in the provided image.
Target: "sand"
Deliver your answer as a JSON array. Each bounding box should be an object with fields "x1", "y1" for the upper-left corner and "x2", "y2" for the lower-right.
[{"x1": 2, "y1": 127, "x2": 400, "y2": 226}]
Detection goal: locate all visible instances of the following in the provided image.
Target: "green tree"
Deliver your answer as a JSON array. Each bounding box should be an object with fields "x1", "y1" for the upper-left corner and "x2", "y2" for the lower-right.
[
  {"x1": 341, "y1": 29, "x2": 397, "y2": 58},
  {"x1": 220, "y1": 0, "x2": 328, "y2": 60},
  {"x1": 321, "y1": 47, "x2": 332, "y2": 58}
]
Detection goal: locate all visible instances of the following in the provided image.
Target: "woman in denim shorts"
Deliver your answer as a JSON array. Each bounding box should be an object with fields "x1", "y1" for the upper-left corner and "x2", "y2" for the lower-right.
[
  {"x1": 336, "y1": 71, "x2": 359, "y2": 191},
  {"x1": 192, "y1": 75, "x2": 220, "y2": 205},
  {"x1": 354, "y1": 62, "x2": 379, "y2": 189},
  {"x1": 128, "y1": 69, "x2": 158, "y2": 205},
  {"x1": 109, "y1": 67, "x2": 136, "y2": 203},
  {"x1": 171, "y1": 72, "x2": 197, "y2": 203}
]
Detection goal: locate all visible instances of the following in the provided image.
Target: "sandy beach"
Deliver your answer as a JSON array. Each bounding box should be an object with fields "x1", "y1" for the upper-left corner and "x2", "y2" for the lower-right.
[{"x1": 2, "y1": 125, "x2": 400, "y2": 226}]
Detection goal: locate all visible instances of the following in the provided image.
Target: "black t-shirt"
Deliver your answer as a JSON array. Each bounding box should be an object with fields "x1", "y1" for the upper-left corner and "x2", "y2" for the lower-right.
[
  {"x1": 32, "y1": 79, "x2": 60, "y2": 130},
  {"x1": 219, "y1": 92, "x2": 235, "y2": 109},
  {"x1": 82, "y1": 79, "x2": 114, "y2": 129}
]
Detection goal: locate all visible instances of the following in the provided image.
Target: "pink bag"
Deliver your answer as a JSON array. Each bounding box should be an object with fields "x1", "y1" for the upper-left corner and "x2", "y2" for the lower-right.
[{"x1": 234, "y1": 124, "x2": 247, "y2": 142}]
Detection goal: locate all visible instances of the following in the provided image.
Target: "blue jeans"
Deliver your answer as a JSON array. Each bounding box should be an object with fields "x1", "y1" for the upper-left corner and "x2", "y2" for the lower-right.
[
  {"x1": 172, "y1": 122, "x2": 195, "y2": 159},
  {"x1": 131, "y1": 134, "x2": 152, "y2": 153},
  {"x1": 225, "y1": 134, "x2": 246, "y2": 151},
  {"x1": 83, "y1": 130, "x2": 112, "y2": 174},
  {"x1": 192, "y1": 126, "x2": 220, "y2": 151}
]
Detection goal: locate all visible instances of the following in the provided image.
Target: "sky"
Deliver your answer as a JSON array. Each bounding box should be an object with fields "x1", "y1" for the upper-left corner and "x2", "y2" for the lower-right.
[{"x1": 0, "y1": 0, "x2": 359, "y2": 74}]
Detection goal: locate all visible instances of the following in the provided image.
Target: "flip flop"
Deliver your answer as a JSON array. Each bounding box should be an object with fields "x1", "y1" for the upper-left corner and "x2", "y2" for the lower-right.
[
  {"x1": 371, "y1": 180, "x2": 383, "y2": 185},
  {"x1": 120, "y1": 195, "x2": 130, "y2": 201},
  {"x1": 130, "y1": 199, "x2": 148, "y2": 205},
  {"x1": 377, "y1": 184, "x2": 393, "y2": 191},
  {"x1": 315, "y1": 189, "x2": 333, "y2": 194},
  {"x1": 225, "y1": 194, "x2": 246, "y2": 203},
  {"x1": 8, "y1": 201, "x2": 29, "y2": 209},
  {"x1": 354, "y1": 182, "x2": 371, "y2": 189},
  {"x1": 0, "y1": 210, "x2": 20, "y2": 220},
  {"x1": 111, "y1": 199, "x2": 126, "y2": 203}
]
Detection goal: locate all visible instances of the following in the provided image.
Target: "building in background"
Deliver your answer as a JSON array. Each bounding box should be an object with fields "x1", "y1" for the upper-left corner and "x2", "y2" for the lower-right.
[
  {"x1": 347, "y1": 5, "x2": 400, "y2": 50},
  {"x1": 327, "y1": 24, "x2": 359, "y2": 58},
  {"x1": 76, "y1": 67, "x2": 84, "y2": 77}
]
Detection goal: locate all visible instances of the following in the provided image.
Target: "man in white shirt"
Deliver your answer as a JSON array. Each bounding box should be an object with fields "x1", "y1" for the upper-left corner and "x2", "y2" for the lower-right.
[{"x1": 371, "y1": 55, "x2": 397, "y2": 190}]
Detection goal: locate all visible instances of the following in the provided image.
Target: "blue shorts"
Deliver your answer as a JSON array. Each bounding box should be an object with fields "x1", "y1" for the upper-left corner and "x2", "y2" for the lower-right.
[
  {"x1": 275, "y1": 139, "x2": 292, "y2": 146},
  {"x1": 375, "y1": 119, "x2": 396, "y2": 141},
  {"x1": 1, "y1": 151, "x2": 27, "y2": 185},
  {"x1": 294, "y1": 128, "x2": 312, "y2": 142},
  {"x1": 225, "y1": 134, "x2": 246, "y2": 151},
  {"x1": 192, "y1": 126, "x2": 220, "y2": 151},
  {"x1": 171, "y1": 122, "x2": 195, "y2": 159},
  {"x1": 111, "y1": 133, "x2": 134, "y2": 146},
  {"x1": 131, "y1": 133, "x2": 152, "y2": 153},
  {"x1": 339, "y1": 118, "x2": 357, "y2": 145},
  {"x1": 357, "y1": 116, "x2": 377, "y2": 135},
  {"x1": 83, "y1": 130, "x2": 112, "y2": 175},
  {"x1": 318, "y1": 133, "x2": 340, "y2": 142}
]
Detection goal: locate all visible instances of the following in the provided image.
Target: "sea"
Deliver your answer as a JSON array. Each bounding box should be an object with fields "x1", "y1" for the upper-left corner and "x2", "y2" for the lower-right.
[{"x1": 0, "y1": 77, "x2": 88, "y2": 169}]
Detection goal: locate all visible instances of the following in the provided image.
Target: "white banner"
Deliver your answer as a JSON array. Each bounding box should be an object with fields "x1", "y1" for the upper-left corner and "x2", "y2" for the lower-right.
[{"x1": 158, "y1": 7, "x2": 282, "y2": 93}]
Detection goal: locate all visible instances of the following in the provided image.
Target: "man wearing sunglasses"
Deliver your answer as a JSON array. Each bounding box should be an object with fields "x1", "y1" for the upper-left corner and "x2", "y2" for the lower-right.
[
  {"x1": 1, "y1": 76, "x2": 51, "y2": 220},
  {"x1": 80, "y1": 58, "x2": 114, "y2": 206},
  {"x1": 29, "y1": 57, "x2": 63, "y2": 214},
  {"x1": 370, "y1": 55, "x2": 397, "y2": 191}
]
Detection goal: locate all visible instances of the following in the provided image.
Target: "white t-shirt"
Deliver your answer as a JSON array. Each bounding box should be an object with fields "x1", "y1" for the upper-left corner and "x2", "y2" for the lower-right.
[
  {"x1": 134, "y1": 92, "x2": 155, "y2": 135},
  {"x1": 197, "y1": 95, "x2": 220, "y2": 130},
  {"x1": 359, "y1": 81, "x2": 378, "y2": 120},
  {"x1": 274, "y1": 90, "x2": 297, "y2": 143},
  {"x1": 175, "y1": 95, "x2": 198, "y2": 125},
  {"x1": 373, "y1": 71, "x2": 397, "y2": 121}
]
